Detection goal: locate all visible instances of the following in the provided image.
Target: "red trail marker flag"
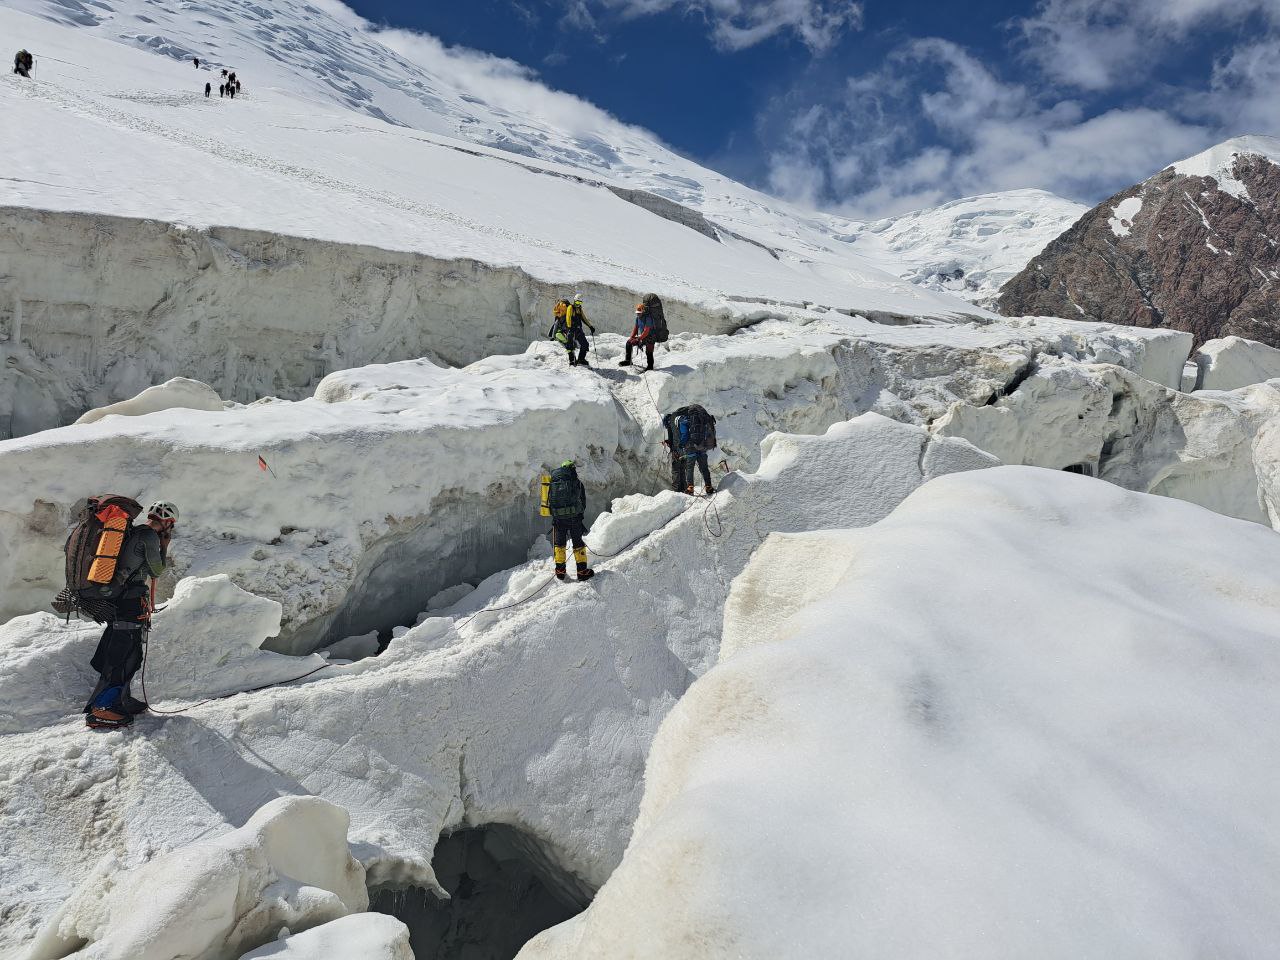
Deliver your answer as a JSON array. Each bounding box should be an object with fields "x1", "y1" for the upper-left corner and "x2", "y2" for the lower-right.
[{"x1": 257, "y1": 455, "x2": 277, "y2": 478}]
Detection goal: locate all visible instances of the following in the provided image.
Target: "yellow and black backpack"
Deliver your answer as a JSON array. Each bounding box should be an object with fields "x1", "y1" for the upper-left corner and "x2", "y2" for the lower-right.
[{"x1": 549, "y1": 299, "x2": 572, "y2": 346}]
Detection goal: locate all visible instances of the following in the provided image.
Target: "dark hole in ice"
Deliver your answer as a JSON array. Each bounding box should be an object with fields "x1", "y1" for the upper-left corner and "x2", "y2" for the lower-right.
[
  {"x1": 1062, "y1": 463, "x2": 1094, "y2": 476},
  {"x1": 370, "y1": 824, "x2": 591, "y2": 960}
]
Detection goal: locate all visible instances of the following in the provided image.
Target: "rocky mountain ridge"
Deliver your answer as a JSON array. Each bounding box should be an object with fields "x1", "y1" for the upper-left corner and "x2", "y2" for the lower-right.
[{"x1": 998, "y1": 136, "x2": 1280, "y2": 347}]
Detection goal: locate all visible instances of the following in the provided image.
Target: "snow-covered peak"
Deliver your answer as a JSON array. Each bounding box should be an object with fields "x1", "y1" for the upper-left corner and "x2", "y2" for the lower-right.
[
  {"x1": 0, "y1": 0, "x2": 855, "y2": 264},
  {"x1": 5, "y1": 0, "x2": 1086, "y2": 305},
  {"x1": 1169, "y1": 135, "x2": 1280, "y2": 201},
  {"x1": 844, "y1": 189, "x2": 1087, "y2": 307}
]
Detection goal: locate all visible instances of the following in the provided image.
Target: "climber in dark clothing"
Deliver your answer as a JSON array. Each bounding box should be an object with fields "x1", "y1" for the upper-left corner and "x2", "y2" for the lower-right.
[
  {"x1": 542, "y1": 461, "x2": 594, "y2": 582},
  {"x1": 13, "y1": 49, "x2": 33, "y2": 77},
  {"x1": 549, "y1": 297, "x2": 595, "y2": 367},
  {"x1": 663, "y1": 406, "x2": 716, "y2": 495},
  {"x1": 204, "y1": 81, "x2": 211, "y2": 97},
  {"x1": 84, "y1": 501, "x2": 178, "y2": 729}
]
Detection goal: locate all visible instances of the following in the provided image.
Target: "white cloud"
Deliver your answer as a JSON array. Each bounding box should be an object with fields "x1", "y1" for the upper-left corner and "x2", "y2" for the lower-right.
[
  {"x1": 1016, "y1": 0, "x2": 1280, "y2": 91},
  {"x1": 571, "y1": 0, "x2": 863, "y2": 52},
  {"x1": 1204, "y1": 37, "x2": 1280, "y2": 132},
  {"x1": 761, "y1": 38, "x2": 1219, "y2": 217}
]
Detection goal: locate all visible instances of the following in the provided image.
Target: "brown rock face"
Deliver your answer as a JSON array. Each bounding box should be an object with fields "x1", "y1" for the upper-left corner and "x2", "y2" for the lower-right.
[{"x1": 998, "y1": 155, "x2": 1280, "y2": 347}]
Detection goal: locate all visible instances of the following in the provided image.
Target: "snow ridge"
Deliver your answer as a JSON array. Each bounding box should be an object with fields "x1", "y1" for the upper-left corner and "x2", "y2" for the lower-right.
[{"x1": 1170, "y1": 134, "x2": 1280, "y2": 201}]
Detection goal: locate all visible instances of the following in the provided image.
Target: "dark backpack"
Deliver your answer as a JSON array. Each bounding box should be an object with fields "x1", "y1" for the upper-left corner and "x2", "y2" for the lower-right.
[
  {"x1": 643, "y1": 293, "x2": 668, "y2": 343},
  {"x1": 677, "y1": 404, "x2": 716, "y2": 453},
  {"x1": 546, "y1": 466, "x2": 585, "y2": 519},
  {"x1": 53, "y1": 495, "x2": 144, "y2": 620}
]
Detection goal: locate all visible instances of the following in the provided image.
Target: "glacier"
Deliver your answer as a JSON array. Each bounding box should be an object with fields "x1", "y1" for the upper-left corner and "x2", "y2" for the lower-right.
[{"x1": 4, "y1": 0, "x2": 1280, "y2": 957}]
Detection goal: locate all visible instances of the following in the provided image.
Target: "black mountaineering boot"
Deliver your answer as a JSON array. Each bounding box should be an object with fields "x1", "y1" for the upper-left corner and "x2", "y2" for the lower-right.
[
  {"x1": 555, "y1": 564, "x2": 568, "y2": 581},
  {"x1": 577, "y1": 564, "x2": 595, "y2": 582}
]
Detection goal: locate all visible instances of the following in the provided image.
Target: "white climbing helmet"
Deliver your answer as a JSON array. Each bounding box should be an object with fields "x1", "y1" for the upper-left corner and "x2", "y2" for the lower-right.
[{"x1": 148, "y1": 500, "x2": 179, "y2": 524}]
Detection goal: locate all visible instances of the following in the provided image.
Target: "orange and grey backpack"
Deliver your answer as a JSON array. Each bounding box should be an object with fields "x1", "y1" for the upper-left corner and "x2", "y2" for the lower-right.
[{"x1": 52, "y1": 495, "x2": 143, "y2": 621}]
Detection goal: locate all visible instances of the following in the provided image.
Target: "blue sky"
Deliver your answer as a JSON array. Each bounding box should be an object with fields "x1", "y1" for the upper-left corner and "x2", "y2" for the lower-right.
[{"x1": 349, "y1": 0, "x2": 1280, "y2": 216}]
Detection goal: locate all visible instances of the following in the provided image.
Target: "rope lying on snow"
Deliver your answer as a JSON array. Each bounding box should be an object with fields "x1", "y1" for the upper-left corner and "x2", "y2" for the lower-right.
[
  {"x1": 454, "y1": 574, "x2": 558, "y2": 630},
  {"x1": 138, "y1": 633, "x2": 335, "y2": 716}
]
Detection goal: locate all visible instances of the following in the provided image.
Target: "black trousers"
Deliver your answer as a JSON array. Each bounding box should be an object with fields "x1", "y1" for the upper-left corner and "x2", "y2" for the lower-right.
[
  {"x1": 84, "y1": 596, "x2": 149, "y2": 713},
  {"x1": 566, "y1": 325, "x2": 589, "y2": 364},
  {"x1": 552, "y1": 517, "x2": 587, "y2": 550},
  {"x1": 624, "y1": 338, "x2": 654, "y2": 369},
  {"x1": 673, "y1": 451, "x2": 712, "y2": 490}
]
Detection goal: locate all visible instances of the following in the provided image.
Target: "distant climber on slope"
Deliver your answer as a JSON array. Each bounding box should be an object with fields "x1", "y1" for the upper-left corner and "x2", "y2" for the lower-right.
[
  {"x1": 204, "y1": 81, "x2": 211, "y2": 98},
  {"x1": 13, "y1": 49, "x2": 33, "y2": 78},
  {"x1": 193, "y1": 56, "x2": 200, "y2": 68},
  {"x1": 548, "y1": 294, "x2": 595, "y2": 367},
  {"x1": 663, "y1": 404, "x2": 717, "y2": 496},
  {"x1": 54, "y1": 498, "x2": 179, "y2": 729},
  {"x1": 540, "y1": 461, "x2": 595, "y2": 582}
]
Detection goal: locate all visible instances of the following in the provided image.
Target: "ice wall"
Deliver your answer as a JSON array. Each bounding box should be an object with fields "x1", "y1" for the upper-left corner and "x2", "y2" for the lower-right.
[
  {"x1": 0, "y1": 318, "x2": 1194, "y2": 651},
  {"x1": 22, "y1": 795, "x2": 372, "y2": 960},
  {"x1": 1191, "y1": 336, "x2": 1280, "y2": 391},
  {"x1": 931, "y1": 357, "x2": 1280, "y2": 526},
  {"x1": 0, "y1": 207, "x2": 746, "y2": 438}
]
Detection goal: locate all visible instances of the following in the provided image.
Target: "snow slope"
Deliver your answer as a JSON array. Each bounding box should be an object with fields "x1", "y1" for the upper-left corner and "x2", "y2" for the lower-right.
[
  {"x1": 846, "y1": 189, "x2": 1087, "y2": 307},
  {"x1": 523, "y1": 467, "x2": 1280, "y2": 959},
  {"x1": 0, "y1": 0, "x2": 1081, "y2": 328},
  {"x1": 1170, "y1": 135, "x2": 1280, "y2": 202},
  {"x1": 0, "y1": 4, "x2": 968, "y2": 324}
]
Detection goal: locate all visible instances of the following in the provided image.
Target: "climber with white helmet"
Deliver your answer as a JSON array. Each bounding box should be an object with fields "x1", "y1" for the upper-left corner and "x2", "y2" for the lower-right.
[
  {"x1": 548, "y1": 293, "x2": 595, "y2": 368},
  {"x1": 80, "y1": 499, "x2": 179, "y2": 729}
]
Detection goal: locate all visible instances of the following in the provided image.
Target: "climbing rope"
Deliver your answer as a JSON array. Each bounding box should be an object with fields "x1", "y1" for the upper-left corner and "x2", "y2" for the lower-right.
[
  {"x1": 136, "y1": 579, "x2": 335, "y2": 715},
  {"x1": 455, "y1": 573, "x2": 558, "y2": 629},
  {"x1": 702, "y1": 491, "x2": 724, "y2": 539},
  {"x1": 639, "y1": 367, "x2": 661, "y2": 413},
  {"x1": 138, "y1": 633, "x2": 335, "y2": 716}
]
